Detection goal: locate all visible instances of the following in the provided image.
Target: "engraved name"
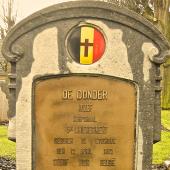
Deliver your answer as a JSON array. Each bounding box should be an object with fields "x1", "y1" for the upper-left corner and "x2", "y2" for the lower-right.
[
  {"x1": 62, "y1": 90, "x2": 108, "y2": 100},
  {"x1": 76, "y1": 90, "x2": 108, "y2": 100}
]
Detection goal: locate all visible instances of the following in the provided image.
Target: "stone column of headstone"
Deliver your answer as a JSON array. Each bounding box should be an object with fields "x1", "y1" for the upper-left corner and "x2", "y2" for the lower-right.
[
  {"x1": 0, "y1": 81, "x2": 8, "y2": 122},
  {"x1": 162, "y1": 58, "x2": 170, "y2": 109},
  {"x1": 0, "y1": 39, "x2": 15, "y2": 140},
  {"x1": 0, "y1": 79, "x2": 16, "y2": 141},
  {"x1": 2, "y1": 1, "x2": 170, "y2": 170}
]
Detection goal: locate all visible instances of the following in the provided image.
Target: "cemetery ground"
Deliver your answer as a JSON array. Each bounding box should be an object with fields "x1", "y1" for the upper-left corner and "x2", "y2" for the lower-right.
[
  {"x1": 152, "y1": 110, "x2": 170, "y2": 169},
  {"x1": 0, "y1": 110, "x2": 169, "y2": 169},
  {"x1": 0, "y1": 125, "x2": 16, "y2": 169}
]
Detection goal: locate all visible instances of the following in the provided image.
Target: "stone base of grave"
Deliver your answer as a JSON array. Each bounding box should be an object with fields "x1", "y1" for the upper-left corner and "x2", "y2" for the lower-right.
[
  {"x1": 0, "y1": 81, "x2": 8, "y2": 122},
  {"x1": 164, "y1": 160, "x2": 170, "y2": 170},
  {"x1": 8, "y1": 117, "x2": 16, "y2": 142}
]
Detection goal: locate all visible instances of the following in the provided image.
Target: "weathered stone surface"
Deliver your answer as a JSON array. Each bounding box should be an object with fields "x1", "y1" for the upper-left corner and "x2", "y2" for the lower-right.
[
  {"x1": 8, "y1": 116, "x2": 16, "y2": 142},
  {"x1": 0, "y1": 40, "x2": 5, "y2": 75},
  {"x1": 0, "y1": 79, "x2": 15, "y2": 141},
  {"x1": 164, "y1": 160, "x2": 170, "y2": 169},
  {"x1": 1, "y1": 1, "x2": 170, "y2": 170},
  {"x1": 0, "y1": 80, "x2": 8, "y2": 121}
]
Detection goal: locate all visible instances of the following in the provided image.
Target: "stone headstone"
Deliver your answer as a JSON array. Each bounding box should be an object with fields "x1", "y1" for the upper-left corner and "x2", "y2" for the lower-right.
[
  {"x1": 34, "y1": 75, "x2": 136, "y2": 169},
  {"x1": 0, "y1": 40, "x2": 8, "y2": 76},
  {"x1": 2, "y1": 1, "x2": 170, "y2": 170},
  {"x1": 0, "y1": 80, "x2": 15, "y2": 141},
  {"x1": 0, "y1": 80, "x2": 8, "y2": 121}
]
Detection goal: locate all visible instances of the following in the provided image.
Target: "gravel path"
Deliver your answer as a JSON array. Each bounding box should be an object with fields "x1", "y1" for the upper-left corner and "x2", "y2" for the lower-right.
[
  {"x1": 152, "y1": 164, "x2": 168, "y2": 170},
  {"x1": 0, "y1": 157, "x2": 16, "y2": 170},
  {"x1": 0, "y1": 121, "x2": 8, "y2": 126},
  {"x1": 0, "y1": 157, "x2": 168, "y2": 170}
]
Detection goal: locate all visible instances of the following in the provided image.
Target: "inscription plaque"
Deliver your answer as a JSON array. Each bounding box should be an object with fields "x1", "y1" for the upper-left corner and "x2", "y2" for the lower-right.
[{"x1": 33, "y1": 75, "x2": 136, "y2": 170}]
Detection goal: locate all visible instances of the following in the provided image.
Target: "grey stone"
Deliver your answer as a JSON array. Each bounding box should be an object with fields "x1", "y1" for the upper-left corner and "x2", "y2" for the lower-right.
[
  {"x1": 164, "y1": 160, "x2": 170, "y2": 169},
  {"x1": 0, "y1": 80, "x2": 8, "y2": 121},
  {"x1": 1, "y1": 0, "x2": 170, "y2": 170}
]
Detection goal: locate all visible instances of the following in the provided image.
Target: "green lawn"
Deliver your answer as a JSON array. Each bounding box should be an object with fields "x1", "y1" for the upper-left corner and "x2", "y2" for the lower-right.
[
  {"x1": 153, "y1": 110, "x2": 170, "y2": 164},
  {"x1": 161, "y1": 110, "x2": 170, "y2": 130},
  {"x1": 0, "y1": 126, "x2": 16, "y2": 159}
]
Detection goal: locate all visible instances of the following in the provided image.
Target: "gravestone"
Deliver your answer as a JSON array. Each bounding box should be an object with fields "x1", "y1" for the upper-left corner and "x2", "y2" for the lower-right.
[
  {"x1": 2, "y1": 1, "x2": 170, "y2": 170},
  {"x1": 0, "y1": 41, "x2": 8, "y2": 122},
  {"x1": 0, "y1": 40, "x2": 5, "y2": 75},
  {"x1": 0, "y1": 80, "x2": 8, "y2": 121}
]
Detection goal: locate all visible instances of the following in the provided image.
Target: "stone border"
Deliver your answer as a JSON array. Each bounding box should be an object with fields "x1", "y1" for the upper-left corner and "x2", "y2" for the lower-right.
[
  {"x1": 2, "y1": 0, "x2": 170, "y2": 63},
  {"x1": 2, "y1": 0, "x2": 170, "y2": 144},
  {"x1": 32, "y1": 73, "x2": 138, "y2": 170},
  {"x1": 1, "y1": 1, "x2": 170, "y2": 169}
]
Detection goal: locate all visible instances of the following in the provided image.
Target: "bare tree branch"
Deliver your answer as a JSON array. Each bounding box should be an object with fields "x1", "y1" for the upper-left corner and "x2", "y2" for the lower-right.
[{"x1": 0, "y1": 0, "x2": 17, "y2": 39}]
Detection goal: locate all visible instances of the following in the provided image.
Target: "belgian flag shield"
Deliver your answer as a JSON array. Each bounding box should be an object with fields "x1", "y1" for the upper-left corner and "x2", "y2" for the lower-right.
[{"x1": 68, "y1": 26, "x2": 105, "y2": 65}]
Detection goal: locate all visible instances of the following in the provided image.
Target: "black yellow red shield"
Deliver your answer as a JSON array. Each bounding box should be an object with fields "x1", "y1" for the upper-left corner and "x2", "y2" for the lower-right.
[{"x1": 67, "y1": 26, "x2": 105, "y2": 65}]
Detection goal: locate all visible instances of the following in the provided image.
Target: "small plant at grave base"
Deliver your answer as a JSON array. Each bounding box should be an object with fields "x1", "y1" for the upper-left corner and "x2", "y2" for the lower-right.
[
  {"x1": 0, "y1": 61, "x2": 8, "y2": 72},
  {"x1": 153, "y1": 110, "x2": 170, "y2": 164},
  {"x1": 0, "y1": 126, "x2": 16, "y2": 159}
]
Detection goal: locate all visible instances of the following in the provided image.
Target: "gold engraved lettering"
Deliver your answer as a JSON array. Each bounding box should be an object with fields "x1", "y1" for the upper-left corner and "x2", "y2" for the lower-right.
[
  {"x1": 56, "y1": 148, "x2": 65, "y2": 154},
  {"x1": 35, "y1": 76, "x2": 136, "y2": 170},
  {"x1": 65, "y1": 126, "x2": 107, "y2": 134},
  {"x1": 54, "y1": 138, "x2": 73, "y2": 144},
  {"x1": 62, "y1": 90, "x2": 73, "y2": 100},
  {"x1": 100, "y1": 159, "x2": 115, "y2": 166},
  {"x1": 79, "y1": 104, "x2": 93, "y2": 112},
  {"x1": 70, "y1": 149, "x2": 76, "y2": 155},
  {"x1": 80, "y1": 149, "x2": 91, "y2": 155},
  {"x1": 95, "y1": 138, "x2": 116, "y2": 144},
  {"x1": 104, "y1": 149, "x2": 113, "y2": 155},
  {"x1": 79, "y1": 159, "x2": 90, "y2": 166},
  {"x1": 53, "y1": 159, "x2": 68, "y2": 166},
  {"x1": 73, "y1": 115, "x2": 96, "y2": 122},
  {"x1": 77, "y1": 90, "x2": 108, "y2": 100}
]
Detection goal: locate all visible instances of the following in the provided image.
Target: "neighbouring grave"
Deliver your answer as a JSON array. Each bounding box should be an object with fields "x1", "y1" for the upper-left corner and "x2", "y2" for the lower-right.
[
  {"x1": 2, "y1": 1, "x2": 170, "y2": 170},
  {"x1": 0, "y1": 40, "x2": 8, "y2": 122},
  {"x1": 0, "y1": 80, "x2": 8, "y2": 121}
]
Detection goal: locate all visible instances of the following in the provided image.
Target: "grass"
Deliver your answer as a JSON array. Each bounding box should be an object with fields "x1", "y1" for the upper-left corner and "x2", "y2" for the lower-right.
[
  {"x1": 0, "y1": 126, "x2": 16, "y2": 159},
  {"x1": 153, "y1": 131, "x2": 170, "y2": 164},
  {"x1": 161, "y1": 110, "x2": 170, "y2": 130},
  {"x1": 153, "y1": 110, "x2": 170, "y2": 164}
]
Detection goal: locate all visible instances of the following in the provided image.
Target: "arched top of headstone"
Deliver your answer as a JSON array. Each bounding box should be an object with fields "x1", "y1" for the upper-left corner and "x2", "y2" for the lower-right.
[{"x1": 2, "y1": 0, "x2": 170, "y2": 63}]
